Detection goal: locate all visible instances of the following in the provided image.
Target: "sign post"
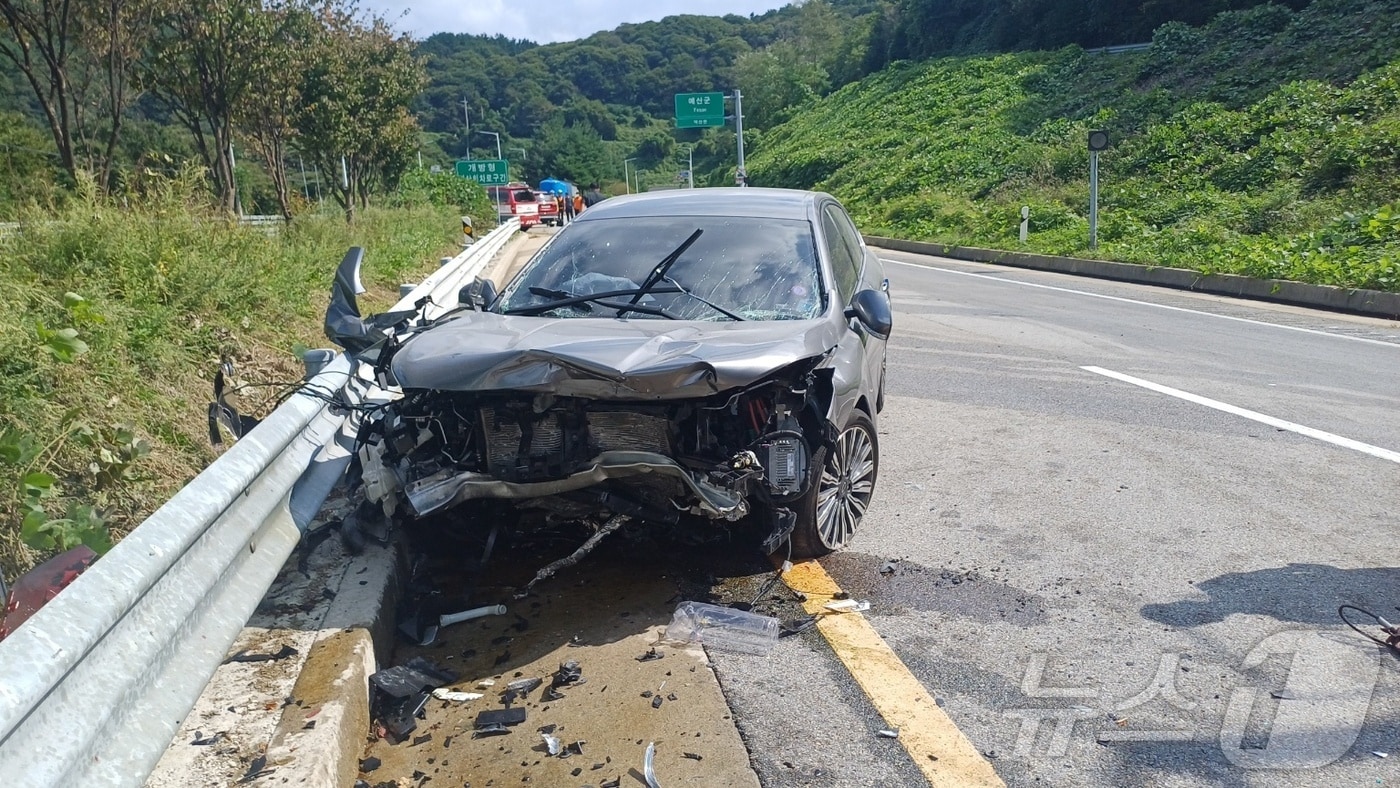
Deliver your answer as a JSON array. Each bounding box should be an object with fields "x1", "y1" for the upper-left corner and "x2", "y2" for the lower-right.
[
  {"x1": 1087, "y1": 130, "x2": 1109, "y2": 250},
  {"x1": 454, "y1": 159, "x2": 510, "y2": 186}
]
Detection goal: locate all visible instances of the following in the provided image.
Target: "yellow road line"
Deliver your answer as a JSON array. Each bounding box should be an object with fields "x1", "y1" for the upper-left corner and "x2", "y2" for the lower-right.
[{"x1": 780, "y1": 559, "x2": 1005, "y2": 788}]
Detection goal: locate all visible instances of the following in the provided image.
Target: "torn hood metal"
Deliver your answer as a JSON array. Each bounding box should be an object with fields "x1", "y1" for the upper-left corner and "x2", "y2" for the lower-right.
[{"x1": 389, "y1": 311, "x2": 841, "y2": 399}]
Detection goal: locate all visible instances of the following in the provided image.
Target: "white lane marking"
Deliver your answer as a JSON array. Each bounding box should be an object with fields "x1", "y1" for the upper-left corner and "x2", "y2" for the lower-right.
[
  {"x1": 1082, "y1": 365, "x2": 1400, "y2": 465},
  {"x1": 881, "y1": 258, "x2": 1400, "y2": 349}
]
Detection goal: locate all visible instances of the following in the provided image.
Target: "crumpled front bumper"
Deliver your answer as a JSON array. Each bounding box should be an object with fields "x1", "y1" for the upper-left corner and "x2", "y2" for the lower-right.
[{"x1": 403, "y1": 450, "x2": 747, "y2": 520}]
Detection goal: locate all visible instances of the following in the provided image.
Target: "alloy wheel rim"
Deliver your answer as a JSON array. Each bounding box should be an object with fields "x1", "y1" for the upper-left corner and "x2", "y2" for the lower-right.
[{"x1": 815, "y1": 423, "x2": 875, "y2": 549}]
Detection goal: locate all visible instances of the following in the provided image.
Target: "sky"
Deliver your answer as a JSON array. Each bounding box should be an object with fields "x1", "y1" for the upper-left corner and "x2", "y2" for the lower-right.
[{"x1": 363, "y1": 0, "x2": 790, "y2": 44}]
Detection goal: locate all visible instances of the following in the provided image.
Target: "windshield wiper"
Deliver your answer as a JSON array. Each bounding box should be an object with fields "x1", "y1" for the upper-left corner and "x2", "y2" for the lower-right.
[
  {"x1": 662, "y1": 275, "x2": 744, "y2": 321},
  {"x1": 627, "y1": 229, "x2": 703, "y2": 307},
  {"x1": 528, "y1": 286, "x2": 591, "y2": 312},
  {"x1": 502, "y1": 286, "x2": 682, "y2": 316}
]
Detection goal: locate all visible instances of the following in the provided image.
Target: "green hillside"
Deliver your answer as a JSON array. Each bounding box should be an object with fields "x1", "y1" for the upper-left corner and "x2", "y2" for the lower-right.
[{"x1": 752, "y1": 0, "x2": 1400, "y2": 291}]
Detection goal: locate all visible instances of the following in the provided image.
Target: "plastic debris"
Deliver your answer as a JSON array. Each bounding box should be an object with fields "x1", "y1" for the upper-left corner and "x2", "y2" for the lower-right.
[
  {"x1": 474, "y1": 707, "x2": 527, "y2": 731},
  {"x1": 553, "y1": 660, "x2": 584, "y2": 687},
  {"x1": 190, "y1": 731, "x2": 221, "y2": 746},
  {"x1": 877, "y1": 729, "x2": 900, "y2": 739},
  {"x1": 358, "y1": 756, "x2": 381, "y2": 772},
  {"x1": 824, "y1": 598, "x2": 871, "y2": 613},
  {"x1": 636, "y1": 648, "x2": 664, "y2": 662},
  {"x1": 476, "y1": 678, "x2": 496, "y2": 688},
  {"x1": 431, "y1": 688, "x2": 484, "y2": 703},
  {"x1": 683, "y1": 752, "x2": 703, "y2": 761},
  {"x1": 543, "y1": 733, "x2": 563, "y2": 756},
  {"x1": 643, "y1": 742, "x2": 662, "y2": 788},
  {"x1": 370, "y1": 657, "x2": 457, "y2": 740},
  {"x1": 503, "y1": 676, "x2": 543, "y2": 704},
  {"x1": 664, "y1": 600, "x2": 780, "y2": 655},
  {"x1": 1374, "y1": 751, "x2": 1390, "y2": 758}
]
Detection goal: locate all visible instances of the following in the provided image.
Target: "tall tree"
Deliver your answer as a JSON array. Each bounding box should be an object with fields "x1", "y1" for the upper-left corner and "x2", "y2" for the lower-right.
[
  {"x1": 0, "y1": 0, "x2": 151, "y2": 189},
  {"x1": 141, "y1": 0, "x2": 273, "y2": 213},
  {"x1": 236, "y1": 0, "x2": 316, "y2": 219},
  {"x1": 295, "y1": 6, "x2": 423, "y2": 222}
]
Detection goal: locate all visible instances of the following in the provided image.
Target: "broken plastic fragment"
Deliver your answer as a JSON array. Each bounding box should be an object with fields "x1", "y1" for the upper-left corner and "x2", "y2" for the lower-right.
[
  {"x1": 877, "y1": 728, "x2": 900, "y2": 739},
  {"x1": 664, "y1": 601, "x2": 779, "y2": 655},
  {"x1": 542, "y1": 733, "x2": 563, "y2": 756},
  {"x1": 476, "y1": 679, "x2": 496, "y2": 688},
  {"x1": 824, "y1": 598, "x2": 870, "y2": 613},
  {"x1": 474, "y1": 707, "x2": 527, "y2": 730},
  {"x1": 636, "y1": 648, "x2": 664, "y2": 662},
  {"x1": 431, "y1": 688, "x2": 484, "y2": 703},
  {"x1": 643, "y1": 742, "x2": 662, "y2": 788}
]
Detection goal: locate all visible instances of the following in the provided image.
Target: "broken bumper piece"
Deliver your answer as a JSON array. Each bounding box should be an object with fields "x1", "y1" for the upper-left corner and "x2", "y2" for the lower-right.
[{"x1": 404, "y1": 450, "x2": 747, "y2": 520}]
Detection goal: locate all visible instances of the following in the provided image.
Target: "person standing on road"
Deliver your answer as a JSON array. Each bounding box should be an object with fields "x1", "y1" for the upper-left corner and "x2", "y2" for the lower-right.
[
  {"x1": 555, "y1": 193, "x2": 568, "y2": 226},
  {"x1": 572, "y1": 189, "x2": 584, "y2": 216},
  {"x1": 583, "y1": 183, "x2": 605, "y2": 207},
  {"x1": 562, "y1": 187, "x2": 576, "y2": 223}
]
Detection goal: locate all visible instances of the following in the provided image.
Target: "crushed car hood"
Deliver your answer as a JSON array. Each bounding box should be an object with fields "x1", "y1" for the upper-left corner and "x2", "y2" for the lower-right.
[{"x1": 390, "y1": 311, "x2": 841, "y2": 399}]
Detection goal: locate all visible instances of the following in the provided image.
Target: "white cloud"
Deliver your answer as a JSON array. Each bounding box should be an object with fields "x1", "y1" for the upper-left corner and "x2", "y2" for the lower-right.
[{"x1": 365, "y1": 0, "x2": 789, "y2": 43}]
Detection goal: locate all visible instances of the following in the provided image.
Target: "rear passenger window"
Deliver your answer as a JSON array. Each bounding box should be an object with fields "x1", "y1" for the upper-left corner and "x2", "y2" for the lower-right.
[{"x1": 822, "y1": 205, "x2": 861, "y2": 302}]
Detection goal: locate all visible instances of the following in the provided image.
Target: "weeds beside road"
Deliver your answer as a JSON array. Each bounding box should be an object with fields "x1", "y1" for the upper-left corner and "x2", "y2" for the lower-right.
[{"x1": 0, "y1": 178, "x2": 462, "y2": 581}]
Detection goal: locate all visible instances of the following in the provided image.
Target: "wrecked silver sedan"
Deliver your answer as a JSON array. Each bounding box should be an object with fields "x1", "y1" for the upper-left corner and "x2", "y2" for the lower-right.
[{"x1": 330, "y1": 188, "x2": 891, "y2": 559}]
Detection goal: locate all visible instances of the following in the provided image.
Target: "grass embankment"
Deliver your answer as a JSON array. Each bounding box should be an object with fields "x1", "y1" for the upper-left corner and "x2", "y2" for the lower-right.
[
  {"x1": 751, "y1": 0, "x2": 1400, "y2": 291},
  {"x1": 0, "y1": 174, "x2": 464, "y2": 580}
]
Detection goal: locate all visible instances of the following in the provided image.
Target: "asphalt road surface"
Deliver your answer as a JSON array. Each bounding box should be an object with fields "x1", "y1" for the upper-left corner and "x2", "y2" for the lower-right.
[{"x1": 705, "y1": 250, "x2": 1400, "y2": 787}]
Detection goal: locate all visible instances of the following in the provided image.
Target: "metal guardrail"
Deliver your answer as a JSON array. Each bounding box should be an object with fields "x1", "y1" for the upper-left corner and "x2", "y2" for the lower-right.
[
  {"x1": 1086, "y1": 42, "x2": 1151, "y2": 55},
  {"x1": 0, "y1": 218, "x2": 520, "y2": 786}
]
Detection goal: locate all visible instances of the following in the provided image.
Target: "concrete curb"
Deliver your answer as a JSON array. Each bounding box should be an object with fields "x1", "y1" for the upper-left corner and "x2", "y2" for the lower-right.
[
  {"x1": 865, "y1": 236, "x2": 1400, "y2": 320},
  {"x1": 261, "y1": 540, "x2": 402, "y2": 787}
]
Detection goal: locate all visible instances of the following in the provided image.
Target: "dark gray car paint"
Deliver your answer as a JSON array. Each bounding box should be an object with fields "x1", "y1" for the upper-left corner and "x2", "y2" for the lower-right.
[{"x1": 389, "y1": 311, "x2": 844, "y2": 400}]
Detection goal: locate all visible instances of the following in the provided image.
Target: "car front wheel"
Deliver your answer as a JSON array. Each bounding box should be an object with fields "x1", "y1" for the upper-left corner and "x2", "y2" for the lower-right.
[{"x1": 788, "y1": 410, "x2": 879, "y2": 558}]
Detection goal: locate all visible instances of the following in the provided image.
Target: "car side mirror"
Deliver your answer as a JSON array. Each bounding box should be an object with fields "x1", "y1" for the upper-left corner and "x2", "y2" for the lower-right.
[
  {"x1": 844, "y1": 288, "x2": 892, "y2": 340},
  {"x1": 458, "y1": 277, "x2": 499, "y2": 311}
]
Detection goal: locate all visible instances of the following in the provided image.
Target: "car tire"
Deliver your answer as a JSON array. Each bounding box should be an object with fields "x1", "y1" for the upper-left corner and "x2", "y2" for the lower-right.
[{"x1": 788, "y1": 410, "x2": 879, "y2": 558}]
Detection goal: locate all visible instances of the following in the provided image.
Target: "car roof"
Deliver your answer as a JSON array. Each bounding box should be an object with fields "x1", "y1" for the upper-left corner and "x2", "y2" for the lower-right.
[{"x1": 575, "y1": 187, "x2": 825, "y2": 222}]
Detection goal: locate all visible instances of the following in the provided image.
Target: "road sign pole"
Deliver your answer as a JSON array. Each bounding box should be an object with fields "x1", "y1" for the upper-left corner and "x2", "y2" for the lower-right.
[
  {"x1": 734, "y1": 89, "x2": 746, "y2": 186},
  {"x1": 1089, "y1": 150, "x2": 1099, "y2": 251}
]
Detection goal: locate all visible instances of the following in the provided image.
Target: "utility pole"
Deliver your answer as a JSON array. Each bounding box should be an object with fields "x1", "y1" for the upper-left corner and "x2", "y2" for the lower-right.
[
  {"x1": 297, "y1": 155, "x2": 310, "y2": 202},
  {"x1": 464, "y1": 98, "x2": 476, "y2": 160},
  {"x1": 733, "y1": 89, "x2": 746, "y2": 186},
  {"x1": 688, "y1": 146, "x2": 694, "y2": 189}
]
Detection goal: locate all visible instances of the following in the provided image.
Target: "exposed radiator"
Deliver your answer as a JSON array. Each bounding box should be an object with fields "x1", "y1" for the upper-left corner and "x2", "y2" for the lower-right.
[{"x1": 479, "y1": 407, "x2": 670, "y2": 474}]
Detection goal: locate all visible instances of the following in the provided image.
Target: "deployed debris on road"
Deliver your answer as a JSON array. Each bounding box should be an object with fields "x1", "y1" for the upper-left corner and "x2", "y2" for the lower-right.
[
  {"x1": 473, "y1": 706, "x2": 527, "y2": 737},
  {"x1": 664, "y1": 600, "x2": 779, "y2": 655},
  {"x1": 369, "y1": 657, "x2": 457, "y2": 741},
  {"x1": 824, "y1": 598, "x2": 871, "y2": 613},
  {"x1": 643, "y1": 741, "x2": 662, "y2": 788}
]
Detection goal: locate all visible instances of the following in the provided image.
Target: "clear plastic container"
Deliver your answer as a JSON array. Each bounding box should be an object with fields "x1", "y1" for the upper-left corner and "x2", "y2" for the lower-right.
[{"x1": 664, "y1": 600, "x2": 780, "y2": 655}]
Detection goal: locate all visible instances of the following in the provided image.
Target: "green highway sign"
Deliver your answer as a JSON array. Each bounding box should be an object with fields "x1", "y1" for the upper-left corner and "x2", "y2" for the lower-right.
[
  {"x1": 455, "y1": 159, "x2": 510, "y2": 185},
  {"x1": 675, "y1": 92, "x2": 726, "y2": 128}
]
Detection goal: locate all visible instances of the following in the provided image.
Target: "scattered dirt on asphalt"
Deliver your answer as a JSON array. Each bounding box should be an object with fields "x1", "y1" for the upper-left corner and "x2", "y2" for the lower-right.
[{"x1": 822, "y1": 552, "x2": 1049, "y2": 625}]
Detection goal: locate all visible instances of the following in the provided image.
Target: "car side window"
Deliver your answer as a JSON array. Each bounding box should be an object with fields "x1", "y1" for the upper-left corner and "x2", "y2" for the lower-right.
[{"x1": 822, "y1": 205, "x2": 861, "y2": 303}]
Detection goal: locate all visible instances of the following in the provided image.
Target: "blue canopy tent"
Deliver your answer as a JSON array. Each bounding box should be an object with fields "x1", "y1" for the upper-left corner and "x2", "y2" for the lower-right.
[{"x1": 539, "y1": 178, "x2": 572, "y2": 196}]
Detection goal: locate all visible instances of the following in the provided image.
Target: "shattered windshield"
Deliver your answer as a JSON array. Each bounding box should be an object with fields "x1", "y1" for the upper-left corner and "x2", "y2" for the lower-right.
[{"x1": 498, "y1": 216, "x2": 825, "y2": 321}]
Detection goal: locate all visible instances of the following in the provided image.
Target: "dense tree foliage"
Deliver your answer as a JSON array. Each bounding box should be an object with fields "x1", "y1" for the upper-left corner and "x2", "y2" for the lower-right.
[
  {"x1": 753, "y1": 0, "x2": 1400, "y2": 290},
  {"x1": 863, "y1": 0, "x2": 1316, "y2": 70}
]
